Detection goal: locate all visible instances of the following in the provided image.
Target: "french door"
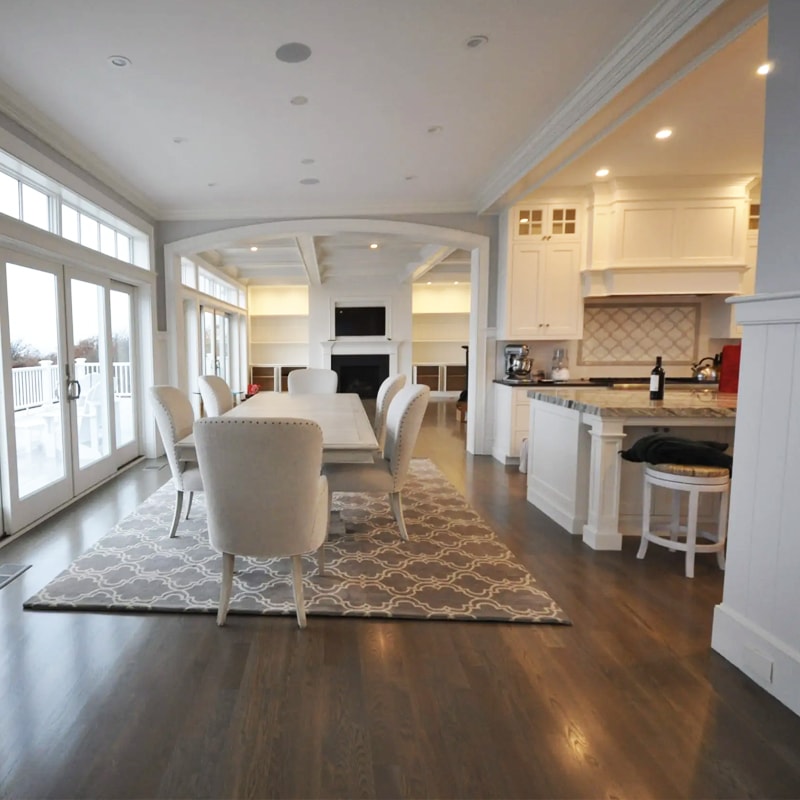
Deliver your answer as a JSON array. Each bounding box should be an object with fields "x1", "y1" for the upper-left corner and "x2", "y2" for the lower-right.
[
  {"x1": 201, "y1": 306, "x2": 231, "y2": 382},
  {"x1": 0, "y1": 250, "x2": 140, "y2": 535}
]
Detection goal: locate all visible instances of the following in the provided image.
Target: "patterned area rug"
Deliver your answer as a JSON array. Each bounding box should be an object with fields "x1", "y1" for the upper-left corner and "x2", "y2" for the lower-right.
[{"x1": 24, "y1": 460, "x2": 569, "y2": 624}]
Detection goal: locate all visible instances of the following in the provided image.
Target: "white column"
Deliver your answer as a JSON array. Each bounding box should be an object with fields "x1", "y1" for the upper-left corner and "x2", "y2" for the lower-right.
[
  {"x1": 711, "y1": 0, "x2": 800, "y2": 717},
  {"x1": 582, "y1": 417, "x2": 625, "y2": 551}
]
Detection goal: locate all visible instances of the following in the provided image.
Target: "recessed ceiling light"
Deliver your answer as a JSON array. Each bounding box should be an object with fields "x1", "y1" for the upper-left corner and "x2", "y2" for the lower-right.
[
  {"x1": 107, "y1": 55, "x2": 131, "y2": 68},
  {"x1": 275, "y1": 42, "x2": 312, "y2": 63},
  {"x1": 290, "y1": 95, "x2": 308, "y2": 105},
  {"x1": 427, "y1": 281, "x2": 432, "y2": 285},
  {"x1": 655, "y1": 128, "x2": 673, "y2": 140},
  {"x1": 465, "y1": 35, "x2": 489, "y2": 49},
  {"x1": 301, "y1": 158, "x2": 315, "y2": 165},
  {"x1": 369, "y1": 243, "x2": 379, "y2": 249},
  {"x1": 427, "y1": 125, "x2": 444, "y2": 135},
  {"x1": 299, "y1": 178, "x2": 319, "y2": 185},
  {"x1": 454, "y1": 281, "x2": 459, "y2": 285},
  {"x1": 595, "y1": 168, "x2": 610, "y2": 177},
  {"x1": 250, "y1": 246, "x2": 258, "y2": 252},
  {"x1": 757, "y1": 62, "x2": 772, "y2": 76}
]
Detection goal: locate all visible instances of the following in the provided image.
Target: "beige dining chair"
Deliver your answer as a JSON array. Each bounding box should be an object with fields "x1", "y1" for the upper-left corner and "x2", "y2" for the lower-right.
[
  {"x1": 373, "y1": 373, "x2": 406, "y2": 451},
  {"x1": 198, "y1": 374, "x2": 234, "y2": 417},
  {"x1": 323, "y1": 384, "x2": 430, "y2": 541},
  {"x1": 149, "y1": 386, "x2": 204, "y2": 538},
  {"x1": 287, "y1": 368, "x2": 339, "y2": 394},
  {"x1": 193, "y1": 417, "x2": 329, "y2": 628}
]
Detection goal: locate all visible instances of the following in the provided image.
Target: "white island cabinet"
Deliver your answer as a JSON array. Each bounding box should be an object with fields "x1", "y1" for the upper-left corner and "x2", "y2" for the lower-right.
[
  {"x1": 492, "y1": 383, "x2": 532, "y2": 464},
  {"x1": 525, "y1": 388, "x2": 737, "y2": 550}
]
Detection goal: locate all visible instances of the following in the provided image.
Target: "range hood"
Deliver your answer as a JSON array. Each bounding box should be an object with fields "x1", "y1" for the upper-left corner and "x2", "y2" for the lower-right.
[{"x1": 581, "y1": 263, "x2": 747, "y2": 297}]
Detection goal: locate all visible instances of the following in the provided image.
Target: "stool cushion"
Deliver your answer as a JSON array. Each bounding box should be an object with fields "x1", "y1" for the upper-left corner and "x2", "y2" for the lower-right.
[
  {"x1": 648, "y1": 463, "x2": 730, "y2": 479},
  {"x1": 620, "y1": 433, "x2": 732, "y2": 473}
]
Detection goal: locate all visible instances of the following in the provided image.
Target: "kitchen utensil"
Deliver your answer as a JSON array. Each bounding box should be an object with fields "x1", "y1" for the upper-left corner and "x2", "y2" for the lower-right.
[
  {"x1": 691, "y1": 355, "x2": 719, "y2": 382},
  {"x1": 504, "y1": 344, "x2": 533, "y2": 379},
  {"x1": 551, "y1": 347, "x2": 570, "y2": 381}
]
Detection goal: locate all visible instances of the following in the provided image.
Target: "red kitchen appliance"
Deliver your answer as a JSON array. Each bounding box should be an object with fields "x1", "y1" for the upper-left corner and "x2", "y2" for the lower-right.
[{"x1": 718, "y1": 344, "x2": 741, "y2": 394}]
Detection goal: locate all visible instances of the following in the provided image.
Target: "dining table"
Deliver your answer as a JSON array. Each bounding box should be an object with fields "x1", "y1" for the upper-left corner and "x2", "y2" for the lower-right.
[{"x1": 177, "y1": 391, "x2": 379, "y2": 460}]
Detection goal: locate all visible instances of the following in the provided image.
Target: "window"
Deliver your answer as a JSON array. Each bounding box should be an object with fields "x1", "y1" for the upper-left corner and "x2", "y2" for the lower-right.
[
  {"x1": 182, "y1": 259, "x2": 244, "y2": 307},
  {"x1": 0, "y1": 170, "x2": 19, "y2": 217},
  {"x1": 0, "y1": 150, "x2": 150, "y2": 268}
]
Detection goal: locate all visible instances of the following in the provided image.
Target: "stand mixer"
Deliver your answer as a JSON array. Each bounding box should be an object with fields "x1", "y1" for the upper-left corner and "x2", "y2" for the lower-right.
[{"x1": 504, "y1": 343, "x2": 533, "y2": 381}]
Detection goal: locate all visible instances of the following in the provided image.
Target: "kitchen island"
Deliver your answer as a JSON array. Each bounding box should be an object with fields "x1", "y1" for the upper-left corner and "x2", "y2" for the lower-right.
[{"x1": 525, "y1": 387, "x2": 737, "y2": 550}]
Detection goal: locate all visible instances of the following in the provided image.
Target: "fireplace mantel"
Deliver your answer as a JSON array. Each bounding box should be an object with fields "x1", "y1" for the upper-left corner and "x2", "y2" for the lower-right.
[{"x1": 321, "y1": 338, "x2": 401, "y2": 373}]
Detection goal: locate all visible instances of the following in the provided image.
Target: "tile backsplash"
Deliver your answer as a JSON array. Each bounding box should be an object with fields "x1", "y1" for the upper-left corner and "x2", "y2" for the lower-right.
[{"x1": 579, "y1": 302, "x2": 699, "y2": 365}]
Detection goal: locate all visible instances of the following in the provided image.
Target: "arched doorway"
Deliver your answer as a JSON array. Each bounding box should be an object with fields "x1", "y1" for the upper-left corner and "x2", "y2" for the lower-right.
[{"x1": 163, "y1": 218, "x2": 491, "y2": 455}]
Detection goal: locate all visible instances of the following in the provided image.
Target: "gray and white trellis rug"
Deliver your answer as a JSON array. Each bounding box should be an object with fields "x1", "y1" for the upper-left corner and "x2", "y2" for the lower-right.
[{"x1": 24, "y1": 459, "x2": 570, "y2": 624}]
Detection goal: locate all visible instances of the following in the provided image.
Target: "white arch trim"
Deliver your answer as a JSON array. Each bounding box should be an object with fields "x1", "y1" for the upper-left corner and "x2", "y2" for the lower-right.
[{"x1": 163, "y1": 217, "x2": 492, "y2": 455}]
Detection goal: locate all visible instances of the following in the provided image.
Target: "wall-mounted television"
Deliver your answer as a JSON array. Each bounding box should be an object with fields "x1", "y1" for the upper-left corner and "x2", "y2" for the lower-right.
[{"x1": 334, "y1": 306, "x2": 386, "y2": 337}]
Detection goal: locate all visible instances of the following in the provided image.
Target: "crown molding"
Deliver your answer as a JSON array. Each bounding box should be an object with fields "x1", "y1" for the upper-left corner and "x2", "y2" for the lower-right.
[
  {"x1": 476, "y1": 0, "x2": 767, "y2": 214},
  {"x1": 0, "y1": 77, "x2": 159, "y2": 219}
]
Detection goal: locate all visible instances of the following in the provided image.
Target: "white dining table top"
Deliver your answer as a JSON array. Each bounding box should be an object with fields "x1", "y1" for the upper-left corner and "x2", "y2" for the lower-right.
[{"x1": 178, "y1": 391, "x2": 379, "y2": 453}]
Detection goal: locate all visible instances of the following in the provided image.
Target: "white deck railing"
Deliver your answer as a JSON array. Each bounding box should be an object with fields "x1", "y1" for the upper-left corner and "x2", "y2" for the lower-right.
[{"x1": 12, "y1": 361, "x2": 132, "y2": 412}]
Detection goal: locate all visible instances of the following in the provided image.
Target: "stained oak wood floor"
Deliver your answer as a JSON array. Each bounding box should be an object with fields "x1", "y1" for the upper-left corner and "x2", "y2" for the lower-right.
[{"x1": 2, "y1": 399, "x2": 800, "y2": 799}]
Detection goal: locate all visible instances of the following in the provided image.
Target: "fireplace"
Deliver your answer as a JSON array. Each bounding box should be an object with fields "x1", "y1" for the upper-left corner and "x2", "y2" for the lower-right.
[{"x1": 331, "y1": 354, "x2": 390, "y2": 399}]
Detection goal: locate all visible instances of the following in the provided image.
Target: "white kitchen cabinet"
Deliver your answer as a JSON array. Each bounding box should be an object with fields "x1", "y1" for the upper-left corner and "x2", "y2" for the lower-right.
[
  {"x1": 498, "y1": 199, "x2": 585, "y2": 340},
  {"x1": 583, "y1": 178, "x2": 753, "y2": 297},
  {"x1": 513, "y1": 203, "x2": 581, "y2": 242},
  {"x1": 503, "y1": 241, "x2": 583, "y2": 339},
  {"x1": 492, "y1": 384, "x2": 531, "y2": 464}
]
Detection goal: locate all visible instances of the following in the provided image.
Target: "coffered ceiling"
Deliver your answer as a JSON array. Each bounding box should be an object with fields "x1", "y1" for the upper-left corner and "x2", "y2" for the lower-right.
[{"x1": 0, "y1": 1, "x2": 768, "y2": 286}]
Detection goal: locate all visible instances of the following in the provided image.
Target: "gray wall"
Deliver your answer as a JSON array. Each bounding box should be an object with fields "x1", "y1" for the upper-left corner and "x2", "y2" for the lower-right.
[
  {"x1": 755, "y1": 0, "x2": 800, "y2": 294},
  {"x1": 0, "y1": 109, "x2": 155, "y2": 226}
]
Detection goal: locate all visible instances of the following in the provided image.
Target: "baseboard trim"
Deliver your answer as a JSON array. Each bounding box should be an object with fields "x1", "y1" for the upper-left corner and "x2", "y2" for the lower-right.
[
  {"x1": 527, "y1": 485, "x2": 583, "y2": 536},
  {"x1": 712, "y1": 602, "x2": 800, "y2": 717}
]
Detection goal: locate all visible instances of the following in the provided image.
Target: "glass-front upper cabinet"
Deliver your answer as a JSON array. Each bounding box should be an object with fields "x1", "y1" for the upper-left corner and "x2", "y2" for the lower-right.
[{"x1": 514, "y1": 204, "x2": 580, "y2": 241}]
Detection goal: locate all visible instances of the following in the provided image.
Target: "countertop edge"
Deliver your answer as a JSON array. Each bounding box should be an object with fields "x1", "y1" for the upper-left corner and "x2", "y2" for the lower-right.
[{"x1": 526, "y1": 388, "x2": 737, "y2": 418}]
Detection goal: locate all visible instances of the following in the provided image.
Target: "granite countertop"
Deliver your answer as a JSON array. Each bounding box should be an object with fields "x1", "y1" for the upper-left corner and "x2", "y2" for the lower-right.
[
  {"x1": 526, "y1": 386, "x2": 737, "y2": 418},
  {"x1": 494, "y1": 378, "x2": 592, "y2": 387},
  {"x1": 494, "y1": 377, "x2": 718, "y2": 388}
]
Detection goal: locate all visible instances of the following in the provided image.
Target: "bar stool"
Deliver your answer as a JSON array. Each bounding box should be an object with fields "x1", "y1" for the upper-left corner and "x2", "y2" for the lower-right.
[{"x1": 637, "y1": 463, "x2": 730, "y2": 578}]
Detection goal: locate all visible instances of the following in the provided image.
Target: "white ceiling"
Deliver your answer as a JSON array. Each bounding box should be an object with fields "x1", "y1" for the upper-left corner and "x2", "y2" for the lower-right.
[{"x1": 0, "y1": 1, "x2": 767, "y2": 287}]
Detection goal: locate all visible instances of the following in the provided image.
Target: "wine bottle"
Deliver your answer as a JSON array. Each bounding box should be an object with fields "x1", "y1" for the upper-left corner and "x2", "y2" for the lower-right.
[{"x1": 649, "y1": 356, "x2": 665, "y2": 400}]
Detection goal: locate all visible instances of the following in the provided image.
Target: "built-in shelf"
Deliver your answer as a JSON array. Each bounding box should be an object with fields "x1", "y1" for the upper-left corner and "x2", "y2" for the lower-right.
[
  {"x1": 412, "y1": 363, "x2": 466, "y2": 395},
  {"x1": 249, "y1": 365, "x2": 304, "y2": 393}
]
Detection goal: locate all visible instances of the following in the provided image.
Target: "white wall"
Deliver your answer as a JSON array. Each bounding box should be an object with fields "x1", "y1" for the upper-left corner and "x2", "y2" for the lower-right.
[
  {"x1": 308, "y1": 276, "x2": 413, "y2": 377},
  {"x1": 711, "y1": 0, "x2": 800, "y2": 718}
]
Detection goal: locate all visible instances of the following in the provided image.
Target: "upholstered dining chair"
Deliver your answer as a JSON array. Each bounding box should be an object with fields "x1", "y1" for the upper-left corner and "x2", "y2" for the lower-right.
[
  {"x1": 373, "y1": 373, "x2": 407, "y2": 451},
  {"x1": 323, "y1": 384, "x2": 430, "y2": 541},
  {"x1": 198, "y1": 374, "x2": 234, "y2": 417},
  {"x1": 287, "y1": 368, "x2": 338, "y2": 395},
  {"x1": 193, "y1": 417, "x2": 329, "y2": 628},
  {"x1": 149, "y1": 386, "x2": 204, "y2": 538}
]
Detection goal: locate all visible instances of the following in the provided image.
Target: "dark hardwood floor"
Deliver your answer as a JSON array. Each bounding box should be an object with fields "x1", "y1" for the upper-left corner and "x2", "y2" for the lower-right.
[{"x1": 2, "y1": 398, "x2": 800, "y2": 799}]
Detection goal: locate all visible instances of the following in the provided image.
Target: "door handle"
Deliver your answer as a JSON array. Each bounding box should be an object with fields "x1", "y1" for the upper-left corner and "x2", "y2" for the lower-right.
[{"x1": 66, "y1": 378, "x2": 81, "y2": 401}]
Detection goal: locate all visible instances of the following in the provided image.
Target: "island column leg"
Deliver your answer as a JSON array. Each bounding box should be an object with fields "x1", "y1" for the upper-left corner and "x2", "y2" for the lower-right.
[{"x1": 582, "y1": 417, "x2": 625, "y2": 550}]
